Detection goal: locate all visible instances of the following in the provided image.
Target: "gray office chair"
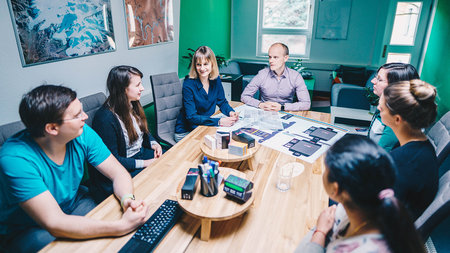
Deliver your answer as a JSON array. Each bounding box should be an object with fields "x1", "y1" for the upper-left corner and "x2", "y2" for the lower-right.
[
  {"x1": 0, "y1": 120, "x2": 25, "y2": 147},
  {"x1": 426, "y1": 111, "x2": 450, "y2": 166},
  {"x1": 415, "y1": 162, "x2": 450, "y2": 240},
  {"x1": 150, "y1": 72, "x2": 183, "y2": 146},
  {"x1": 79, "y1": 92, "x2": 107, "y2": 127}
]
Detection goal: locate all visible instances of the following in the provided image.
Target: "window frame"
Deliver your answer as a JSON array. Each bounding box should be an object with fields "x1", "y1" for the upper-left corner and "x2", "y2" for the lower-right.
[{"x1": 256, "y1": 0, "x2": 315, "y2": 59}]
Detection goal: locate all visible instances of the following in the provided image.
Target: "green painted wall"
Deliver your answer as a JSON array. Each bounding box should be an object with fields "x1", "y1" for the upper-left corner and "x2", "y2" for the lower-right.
[
  {"x1": 178, "y1": 0, "x2": 231, "y2": 78},
  {"x1": 421, "y1": 0, "x2": 450, "y2": 118}
]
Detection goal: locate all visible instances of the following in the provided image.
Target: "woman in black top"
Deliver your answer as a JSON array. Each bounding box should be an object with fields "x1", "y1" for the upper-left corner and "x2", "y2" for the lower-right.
[
  {"x1": 91, "y1": 66, "x2": 162, "y2": 201},
  {"x1": 378, "y1": 79, "x2": 438, "y2": 219}
]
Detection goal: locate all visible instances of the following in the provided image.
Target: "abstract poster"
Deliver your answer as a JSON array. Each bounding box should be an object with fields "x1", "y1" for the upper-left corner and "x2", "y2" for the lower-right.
[
  {"x1": 124, "y1": 0, "x2": 174, "y2": 48},
  {"x1": 8, "y1": 0, "x2": 116, "y2": 67}
]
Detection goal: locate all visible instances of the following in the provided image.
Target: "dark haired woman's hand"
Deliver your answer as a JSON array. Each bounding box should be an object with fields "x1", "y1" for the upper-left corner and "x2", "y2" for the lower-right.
[
  {"x1": 316, "y1": 205, "x2": 336, "y2": 234},
  {"x1": 152, "y1": 143, "x2": 162, "y2": 158},
  {"x1": 311, "y1": 205, "x2": 336, "y2": 246}
]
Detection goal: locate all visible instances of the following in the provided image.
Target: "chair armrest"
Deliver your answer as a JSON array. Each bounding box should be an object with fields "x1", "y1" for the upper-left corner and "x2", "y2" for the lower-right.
[{"x1": 415, "y1": 170, "x2": 450, "y2": 239}]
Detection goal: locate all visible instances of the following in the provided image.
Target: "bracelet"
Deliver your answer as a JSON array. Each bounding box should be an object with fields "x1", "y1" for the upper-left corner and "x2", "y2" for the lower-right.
[
  {"x1": 313, "y1": 229, "x2": 327, "y2": 237},
  {"x1": 120, "y1": 194, "x2": 135, "y2": 209}
]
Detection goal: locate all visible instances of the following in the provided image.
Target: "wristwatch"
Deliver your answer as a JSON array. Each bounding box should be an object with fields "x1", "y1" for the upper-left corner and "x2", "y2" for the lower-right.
[
  {"x1": 120, "y1": 194, "x2": 135, "y2": 208},
  {"x1": 281, "y1": 104, "x2": 285, "y2": 111}
]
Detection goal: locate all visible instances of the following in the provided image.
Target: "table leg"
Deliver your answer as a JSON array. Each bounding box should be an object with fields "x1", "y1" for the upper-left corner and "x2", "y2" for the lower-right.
[
  {"x1": 200, "y1": 219, "x2": 212, "y2": 241},
  {"x1": 247, "y1": 158, "x2": 256, "y2": 171}
]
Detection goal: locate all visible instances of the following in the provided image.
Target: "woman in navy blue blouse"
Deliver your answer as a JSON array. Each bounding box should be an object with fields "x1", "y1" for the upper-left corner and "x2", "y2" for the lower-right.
[{"x1": 174, "y1": 46, "x2": 239, "y2": 142}]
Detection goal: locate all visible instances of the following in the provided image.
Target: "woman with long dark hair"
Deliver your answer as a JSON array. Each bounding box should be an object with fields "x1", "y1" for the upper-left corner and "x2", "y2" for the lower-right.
[
  {"x1": 91, "y1": 65, "x2": 162, "y2": 201},
  {"x1": 379, "y1": 79, "x2": 438, "y2": 219},
  {"x1": 296, "y1": 135, "x2": 425, "y2": 253},
  {"x1": 368, "y1": 62, "x2": 419, "y2": 151}
]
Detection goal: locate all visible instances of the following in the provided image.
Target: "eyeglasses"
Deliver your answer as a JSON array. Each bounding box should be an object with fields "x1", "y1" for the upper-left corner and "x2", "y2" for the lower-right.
[
  {"x1": 62, "y1": 103, "x2": 86, "y2": 121},
  {"x1": 373, "y1": 76, "x2": 386, "y2": 83}
]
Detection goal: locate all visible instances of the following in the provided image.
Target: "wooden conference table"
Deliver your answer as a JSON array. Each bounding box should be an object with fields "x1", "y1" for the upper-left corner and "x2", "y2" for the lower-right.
[{"x1": 42, "y1": 102, "x2": 330, "y2": 253}]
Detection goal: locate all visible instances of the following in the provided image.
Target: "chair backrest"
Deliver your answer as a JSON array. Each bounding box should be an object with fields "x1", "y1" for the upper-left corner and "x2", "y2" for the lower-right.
[
  {"x1": 0, "y1": 92, "x2": 106, "y2": 147},
  {"x1": 0, "y1": 120, "x2": 26, "y2": 147},
  {"x1": 150, "y1": 72, "x2": 182, "y2": 146},
  {"x1": 79, "y1": 92, "x2": 107, "y2": 127},
  {"x1": 415, "y1": 165, "x2": 450, "y2": 239},
  {"x1": 426, "y1": 111, "x2": 450, "y2": 165}
]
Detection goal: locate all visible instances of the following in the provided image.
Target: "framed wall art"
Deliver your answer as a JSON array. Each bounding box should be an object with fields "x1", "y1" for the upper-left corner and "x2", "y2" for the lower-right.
[
  {"x1": 316, "y1": 0, "x2": 352, "y2": 40},
  {"x1": 124, "y1": 0, "x2": 174, "y2": 49},
  {"x1": 7, "y1": 0, "x2": 116, "y2": 67}
]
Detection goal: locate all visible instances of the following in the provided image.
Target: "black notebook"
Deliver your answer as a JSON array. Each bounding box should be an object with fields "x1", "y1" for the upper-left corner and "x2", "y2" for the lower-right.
[{"x1": 289, "y1": 140, "x2": 321, "y2": 157}]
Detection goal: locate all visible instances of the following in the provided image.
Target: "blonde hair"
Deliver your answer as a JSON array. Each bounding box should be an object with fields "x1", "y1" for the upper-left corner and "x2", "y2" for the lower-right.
[
  {"x1": 383, "y1": 79, "x2": 437, "y2": 129},
  {"x1": 188, "y1": 46, "x2": 219, "y2": 80}
]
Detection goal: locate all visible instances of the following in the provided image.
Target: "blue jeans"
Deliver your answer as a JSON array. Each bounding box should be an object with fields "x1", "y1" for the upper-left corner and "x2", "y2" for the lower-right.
[
  {"x1": 0, "y1": 186, "x2": 96, "y2": 253},
  {"x1": 129, "y1": 147, "x2": 154, "y2": 177},
  {"x1": 174, "y1": 132, "x2": 190, "y2": 143},
  {"x1": 89, "y1": 147, "x2": 155, "y2": 203}
]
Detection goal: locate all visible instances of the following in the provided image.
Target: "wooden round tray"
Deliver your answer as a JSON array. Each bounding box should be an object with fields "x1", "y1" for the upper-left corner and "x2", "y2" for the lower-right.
[
  {"x1": 200, "y1": 141, "x2": 260, "y2": 163},
  {"x1": 176, "y1": 167, "x2": 254, "y2": 221}
]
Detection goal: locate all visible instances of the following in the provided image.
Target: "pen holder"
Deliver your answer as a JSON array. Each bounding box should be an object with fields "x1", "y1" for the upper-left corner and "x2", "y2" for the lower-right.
[{"x1": 199, "y1": 175, "x2": 219, "y2": 197}]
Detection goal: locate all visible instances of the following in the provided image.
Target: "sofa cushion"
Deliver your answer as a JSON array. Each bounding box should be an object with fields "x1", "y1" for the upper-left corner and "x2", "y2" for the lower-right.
[
  {"x1": 238, "y1": 62, "x2": 268, "y2": 76},
  {"x1": 338, "y1": 65, "x2": 367, "y2": 87},
  {"x1": 219, "y1": 61, "x2": 241, "y2": 75}
]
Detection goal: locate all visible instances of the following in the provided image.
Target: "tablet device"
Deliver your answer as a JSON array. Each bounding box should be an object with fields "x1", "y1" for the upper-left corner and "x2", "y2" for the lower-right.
[
  {"x1": 309, "y1": 128, "x2": 337, "y2": 141},
  {"x1": 289, "y1": 140, "x2": 321, "y2": 157}
]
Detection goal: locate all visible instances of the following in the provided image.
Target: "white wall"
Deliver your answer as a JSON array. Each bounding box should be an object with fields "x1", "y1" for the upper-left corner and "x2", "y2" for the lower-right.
[{"x1": 0, "y1": 0, "x2": 180, "y2": 125}]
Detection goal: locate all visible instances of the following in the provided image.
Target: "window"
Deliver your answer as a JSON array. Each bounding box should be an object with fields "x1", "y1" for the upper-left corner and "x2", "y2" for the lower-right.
[
  {"x1": 389, "y1": 2, "x2": 422, "y2": 46},
  {"x1": 378, "y1": 0, "x2": 431, "y2": 67},
  {"x1": 257, "y1": 0, "x2": 314, "y2": 58}
]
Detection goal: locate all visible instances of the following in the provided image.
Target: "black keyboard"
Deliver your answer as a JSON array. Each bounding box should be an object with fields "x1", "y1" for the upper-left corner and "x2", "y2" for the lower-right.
[{"x1": 119, "y1": 199, "x2": 183, "y2": 253}]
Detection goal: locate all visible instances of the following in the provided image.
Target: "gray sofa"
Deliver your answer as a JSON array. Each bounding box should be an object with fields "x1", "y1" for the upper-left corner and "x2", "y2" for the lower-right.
[
  {"x1": 219, "y1": 60, "x2": 268, "y2": 89},
  {"x1": 331, "y1": 67, "x2": 376, "y2": 110}
]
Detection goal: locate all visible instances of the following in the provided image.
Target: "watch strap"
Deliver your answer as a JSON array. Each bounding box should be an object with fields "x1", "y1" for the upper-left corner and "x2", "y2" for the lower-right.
[{"x1": 120, "y1": 194, "x2": 135, "y2": 209}]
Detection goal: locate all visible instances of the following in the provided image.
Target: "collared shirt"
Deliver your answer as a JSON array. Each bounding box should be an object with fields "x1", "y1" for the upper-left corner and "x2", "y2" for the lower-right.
[
  {"x1": 241, "y1": 67, "x2": 311, "y2": 111},
  {"x1": 175, "y1": 77, "x2": 234, "y2": 133}
]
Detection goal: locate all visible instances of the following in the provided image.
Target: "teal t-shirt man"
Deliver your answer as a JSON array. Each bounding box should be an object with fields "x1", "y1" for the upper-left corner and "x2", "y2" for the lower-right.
[
  {"x1": 0, "y1": 125, "x2": 110, "y2": 235},
  {"x1": 0, "y1": 84, "x2": 149, "y2": 253}
]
